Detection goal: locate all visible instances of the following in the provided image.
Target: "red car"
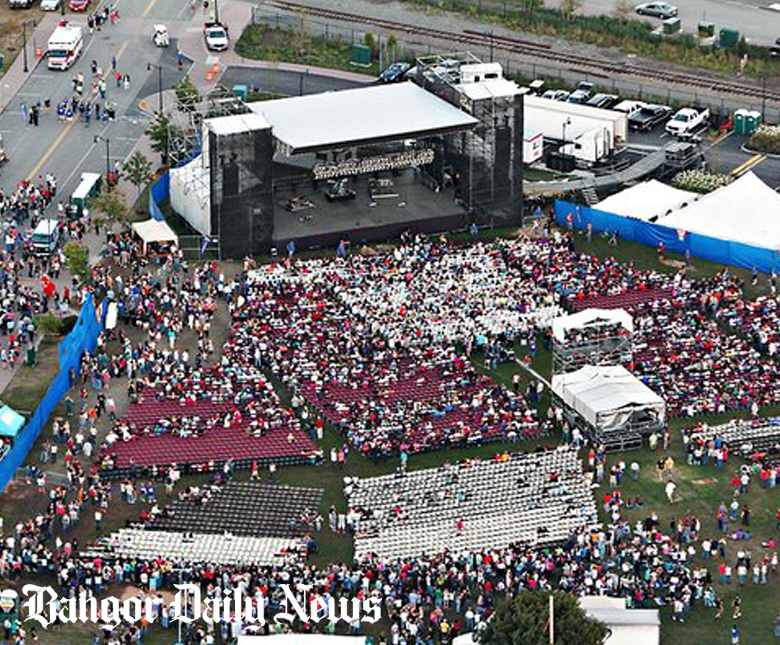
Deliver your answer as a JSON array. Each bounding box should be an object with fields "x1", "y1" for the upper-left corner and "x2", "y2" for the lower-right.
[{"x1": 68, "y1": 0, "x2": 89, "y2": 11}]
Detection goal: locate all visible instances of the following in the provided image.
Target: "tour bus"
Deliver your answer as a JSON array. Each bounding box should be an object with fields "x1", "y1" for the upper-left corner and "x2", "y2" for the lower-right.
[{"x1": 47, "y1": 24, "x2": 84, "y2": 71}]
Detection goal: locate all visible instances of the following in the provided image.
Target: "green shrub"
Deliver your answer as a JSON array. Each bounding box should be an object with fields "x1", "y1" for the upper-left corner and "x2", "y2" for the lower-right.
[{"x1": 748, "y1": 125, "x2": 780, "y2": 154}]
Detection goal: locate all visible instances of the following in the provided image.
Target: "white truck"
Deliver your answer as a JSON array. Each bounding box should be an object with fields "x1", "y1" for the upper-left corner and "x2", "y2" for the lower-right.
[
  {"x1": 47, "y1": 24, "x2": 84, "y2": 71},
  {"x1": 665, "y1": 106, "x2": 709, "y2": 137}
]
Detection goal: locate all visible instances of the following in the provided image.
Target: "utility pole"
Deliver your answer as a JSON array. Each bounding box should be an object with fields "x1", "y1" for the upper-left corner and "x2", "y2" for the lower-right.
[{"x1": 147, "y1": 63, "x2": 164, "y2": 113}]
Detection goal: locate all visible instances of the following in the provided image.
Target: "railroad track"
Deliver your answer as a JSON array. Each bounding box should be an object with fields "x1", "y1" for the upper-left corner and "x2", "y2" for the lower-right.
[{"x1": 264, "y1": 0, "x2": 780, "y2": 102}]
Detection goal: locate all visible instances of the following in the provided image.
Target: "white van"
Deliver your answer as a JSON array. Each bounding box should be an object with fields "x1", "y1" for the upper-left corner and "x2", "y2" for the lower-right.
[
  {"x1": 47, "y1": 25, "x2": 84, "y2": 71},
  {"x1": 32, "y1": 220, "x2": 61, "y2": 256}
]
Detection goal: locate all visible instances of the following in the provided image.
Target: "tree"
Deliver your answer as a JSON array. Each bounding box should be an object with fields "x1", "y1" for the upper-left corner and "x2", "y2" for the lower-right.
[
  {"x1": 386, "y1": 34, "x2": 398, "y2": 62},
  {"x1": 90, "y1": 186, "x2": 128, "y2": 225},
  {"x1": 559, "y1": 0, "x2": 583, "y2": 19},
  {"x1": 477, "y1": 592, "x2": 609, "y2": 645},
  {"x1": 63, "y1": 242, "x2": 90, "y2": 281},
  {"x1": 146, "y1": 111, "x2": 185, "y2": 165},
  {"x1": 612, "y1": 0, "x2": 632, "y2": 19},
  {"x1": 363, "y1": 32, "x2": 377, "y2": 59},
  {"x1": 122, "y1": 152, "x2": 153, "y2": 199},
  {"x1": 174, "y1": 74, "x2": 202, "y2": 113}
]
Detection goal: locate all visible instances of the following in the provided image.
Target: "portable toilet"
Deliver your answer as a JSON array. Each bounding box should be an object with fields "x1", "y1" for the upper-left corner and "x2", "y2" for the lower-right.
[
  {"x1": 745, "y1": 110, "x2": 762, "y2": 135},
  {"x1": 733, "y1": 109, "x2": 747, "y2": 135},
  {"x1": 232, "y1": 84, "x2": 247, "y2": 100}
]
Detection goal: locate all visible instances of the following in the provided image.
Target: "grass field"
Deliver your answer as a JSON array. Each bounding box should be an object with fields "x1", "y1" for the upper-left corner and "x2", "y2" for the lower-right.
[{"x1": 4, "y1": 226, "x2": 780, "y2": 644}]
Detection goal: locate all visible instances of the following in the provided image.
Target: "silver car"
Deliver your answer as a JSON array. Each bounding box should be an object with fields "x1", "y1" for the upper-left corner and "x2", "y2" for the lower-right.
[
  {"x1": 40, "y1": 0, "x2": 62, "y2": 10},
  {"x1": 635, "y1": 2, "x2": 678, "y2": 18}
]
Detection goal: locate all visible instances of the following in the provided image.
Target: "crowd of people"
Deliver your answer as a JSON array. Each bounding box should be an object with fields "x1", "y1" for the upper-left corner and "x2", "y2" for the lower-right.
[{"x1": 4, "y1": 219, "x2": 780, "y2": 644}]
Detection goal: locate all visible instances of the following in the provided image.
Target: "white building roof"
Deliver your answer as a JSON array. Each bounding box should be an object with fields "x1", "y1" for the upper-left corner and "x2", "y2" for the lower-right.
[
  {"x1": 204, "y1": 112, "x2": 270, "y2": 136},
  {"x1": 658, "y1": 172, "x2": 780, "y2": 250},
  {"x1": 595, "y1": 179, "x2": 698, "y2": 222},
  {"x1": 552, "y1": 365, "x2": 663, "y2": 427},
  {"x1": 248, "y1": 82, "x2": 478, "y2": 154}
]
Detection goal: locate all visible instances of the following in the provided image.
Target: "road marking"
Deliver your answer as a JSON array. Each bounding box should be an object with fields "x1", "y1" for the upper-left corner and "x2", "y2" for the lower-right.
[
  {"x1": 730, "y1": 153, "x2": 766, "y2": 177},
  {"x1": 142, "y1": 0, "x2": 163, "y2": 19},
  {"x1": 25, "y1": 40, "x2": 130, "y2": 182}
]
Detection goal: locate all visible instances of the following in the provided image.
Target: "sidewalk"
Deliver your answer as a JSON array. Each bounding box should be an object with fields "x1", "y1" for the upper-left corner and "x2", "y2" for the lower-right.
[{"x1": 0, "y1": 13, "x2": 61, "y2": 114}]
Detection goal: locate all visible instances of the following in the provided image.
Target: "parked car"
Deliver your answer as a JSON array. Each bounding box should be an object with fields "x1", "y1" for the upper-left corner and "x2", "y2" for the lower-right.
[
  {"x1": 204, "y1": 22, "x2": 229, "y2": 51},
  {"x1": 40, "y1": 0, "x2": 62, "y2": 10},
  {"x1": 665, "y1": 106, "x2": 709, "y2": 136},
  {"x1": 9, "y1": 0, "x2": 35, "y2": 8},
  {"x1": 378, "y1": 62, "x2": 411, "y2": 83},
  {"x1": 568, "y1": 81, "x2": 594, "y2": 104},
  {"x1": 586, "y1": 93, "x2": 620, "y2": 109},
  {"x1": 635, "y1": 1, "x2": 678, "y2": 18},
  {"x1": 68, "y1": 0, "x2": 90, "y2": 11},
  {"x1": 628, "y1": 104, "x2": 673, "y2": 131},
  {"x1": 613, "y1": 100, "x2": 647, "y2": 117},
  {"x1": 541, "y1": 89, "x2": 570, "y2": 101}
]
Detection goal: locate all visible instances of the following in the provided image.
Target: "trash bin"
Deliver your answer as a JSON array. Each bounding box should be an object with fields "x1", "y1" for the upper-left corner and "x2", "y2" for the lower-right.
[
  {"x1": 232, "y1": 84, "x2": 247, "y2": 100},
  {"x1": 26, "y1": 347, "x2": 36, "y2": 366},
  {"x1": 0, "y1": 54, "x2": 4, "y2": 72}
]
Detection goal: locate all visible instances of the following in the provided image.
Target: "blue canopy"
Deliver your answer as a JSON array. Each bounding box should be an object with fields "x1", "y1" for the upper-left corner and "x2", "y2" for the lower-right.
[{"x1": 0, "y1": 406, "x2": 24, "y2": 439}]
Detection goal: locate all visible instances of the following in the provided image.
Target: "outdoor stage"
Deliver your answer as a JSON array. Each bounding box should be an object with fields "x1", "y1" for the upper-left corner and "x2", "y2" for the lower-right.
[{"x1": 271, "y1": 169, "x2": 469, "y2": 248}]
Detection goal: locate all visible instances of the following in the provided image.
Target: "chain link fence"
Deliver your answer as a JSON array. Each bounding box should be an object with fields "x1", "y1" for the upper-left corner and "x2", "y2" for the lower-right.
[{"x1": 251, "y1": 7, "x2": 777, "y2": 119}]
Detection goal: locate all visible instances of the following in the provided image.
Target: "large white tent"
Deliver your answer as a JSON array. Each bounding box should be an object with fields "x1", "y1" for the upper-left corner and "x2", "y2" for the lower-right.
[
  {"x1": 131, "y1": 219, "x2": 178, "y2": 253},
  {"x1": 552, "y1": 308, "x2": 633, "y2": 344},
  {"x1": 594, "y1": 179, "x2": 698, "y2": 222},
  {"x1": 552, "y1": 365, "x2": 664, "y2": 431},
  {"x1": 658, "y1": 172, "x2": 780, "y2": 249}
]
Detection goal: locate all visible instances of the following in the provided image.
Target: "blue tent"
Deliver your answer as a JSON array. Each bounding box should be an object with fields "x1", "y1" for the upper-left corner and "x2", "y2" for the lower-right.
[{"x1": 0, "y1": 406, "x2": 24, "y2": 440}]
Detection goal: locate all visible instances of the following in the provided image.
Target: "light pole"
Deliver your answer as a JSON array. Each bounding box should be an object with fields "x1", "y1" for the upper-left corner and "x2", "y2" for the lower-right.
[
  {"x1": 147, "y1": 62, "x2": 163, "y2": 113},
  {"x1": 93, "y1": 134, "x2": 111, "y2": 186},
  {"x1": 60, "y1": 0, "x2": 65, "y2": 16},
  {"x1": 22, "y1": 22, "x2": 29, "y2": 73},
  {"x1": 562, "y1": 116, "x2": 572, "y2": 147}
]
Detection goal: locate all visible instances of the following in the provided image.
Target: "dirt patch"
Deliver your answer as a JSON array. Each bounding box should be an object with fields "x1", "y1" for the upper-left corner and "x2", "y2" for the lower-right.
[
  {"x1": 0, "y1": 6, "x2": 45, "y2": 73},
  {"x1": 692, "y1": 478, "x2": 719, "y2": 486}
]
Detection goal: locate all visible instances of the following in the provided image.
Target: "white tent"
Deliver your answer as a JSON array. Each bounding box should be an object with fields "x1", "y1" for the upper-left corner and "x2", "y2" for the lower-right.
[
  {"x1": 552, "y1": 365, "x2": 664, "y2": 431},
  {"x1": 552, "y1": 308, "x2": 633, "y2": 343},
  {"x1": 131, "y1": 219, "x2": 178, "y2": 253},
  {"x1": 658, "y1": 172, "x2": 780, "y2": 249},
  {"x1": 580, "y1": 597, "x2": 660, "y2": 645},
  {"x1": 594, "y1": 179, "x2": 698, "y2": 222}
]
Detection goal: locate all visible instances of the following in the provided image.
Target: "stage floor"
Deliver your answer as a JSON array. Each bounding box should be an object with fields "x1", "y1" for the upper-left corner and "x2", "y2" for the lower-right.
[{"x1": 271, "y1": 171, "x2": 468, "y2": 248}]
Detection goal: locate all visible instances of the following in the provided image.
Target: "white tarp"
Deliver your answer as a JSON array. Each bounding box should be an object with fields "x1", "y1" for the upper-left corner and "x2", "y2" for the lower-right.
[
  {"x1": 169, "y1": 154, "x2": 210, "y2": 236},
  {"x1": 594, "y1": 180, "x2": 698, "y2": 222},
  {"x1": 552, "y1": 365, "x2": 664, "y2": 429},
  {"x1": 131, "y1": 219, "x2": 178, "y2": 252},
  {"x1": 552, "y1": 308, "x2": 633, "y2": 343},
  {"x1": 658, "y1": 172, "x2": 780, "y2": 249}
]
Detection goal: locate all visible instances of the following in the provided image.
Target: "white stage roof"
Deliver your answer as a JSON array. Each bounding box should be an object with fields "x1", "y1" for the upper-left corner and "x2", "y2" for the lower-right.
[
  {"x1": 658, "y1": 172, "x2": 780, "y2": 250},
  {"x1": 595, "y1": 179, "x2": 698, "y2": 222},
  {"x1": 552, "y1": 365, "x2": 663, "y2": 427},
  {"x1": 204, "y1": 112, "x2": 270, "y2": 136},
  {"x1": 552, "y1": 308, "x2": 633, "y2": 343},
  {"x1": 248, "y1": 82, "x2": 478, "y2": 154}
]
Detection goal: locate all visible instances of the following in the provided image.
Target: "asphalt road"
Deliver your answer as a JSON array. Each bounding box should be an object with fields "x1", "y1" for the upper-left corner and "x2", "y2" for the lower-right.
[
  {"x1": 0, "y1": 0, "x2": 192, "y2": 205},
  {"x1": 579, "y1": 0, "x2": 777, "y2": 46}
]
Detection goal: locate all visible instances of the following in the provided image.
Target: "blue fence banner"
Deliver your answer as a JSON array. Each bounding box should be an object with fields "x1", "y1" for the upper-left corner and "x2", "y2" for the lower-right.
[
  {"x1": 0, "y1": 296, "x2": 106, "y2": 493},
  {"x1": 554, "y1": 200, "x2": 780, "y2": 274},
  {"x1": 149, "y1": 173, "x2": 170, "y2": 222}
]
